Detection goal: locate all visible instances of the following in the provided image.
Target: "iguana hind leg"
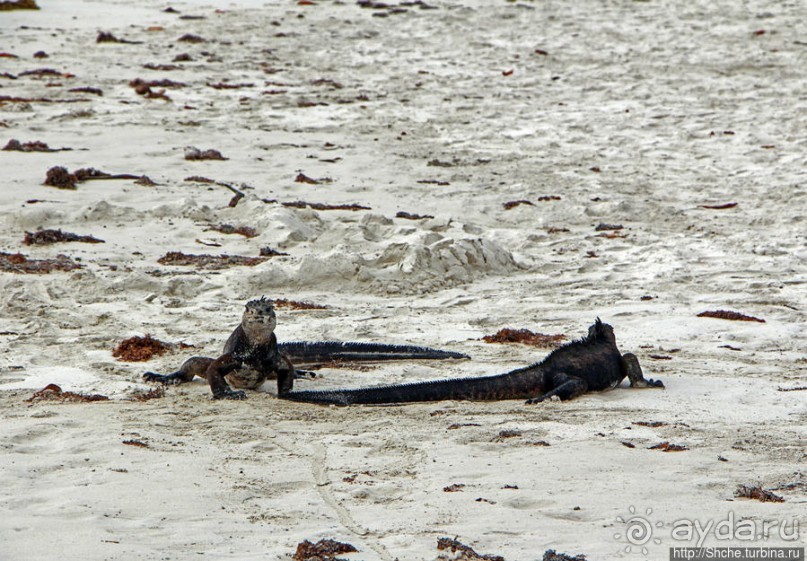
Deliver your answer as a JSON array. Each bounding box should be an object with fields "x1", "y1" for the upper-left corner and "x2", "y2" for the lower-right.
[
  {"x1": 525, "y1": 372, "x2": 588, "y2": 404},
  {"x1": 622, "y1": 353, "x2": 664, "y2": 388}
]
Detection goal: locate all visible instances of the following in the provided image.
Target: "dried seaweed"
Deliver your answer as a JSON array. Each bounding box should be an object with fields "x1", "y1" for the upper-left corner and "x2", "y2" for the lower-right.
[
  {"x1": 18, "y1": 68, "x2": 63, "y2": 77},
  {"x1": 23, "y1": 228, "x2": 104, "y2": 245},
  {"x1": 112, "y1": 335, "x2": 171, "y2": 362},
  {"x1": 295, "y1": 172, "x2": 332, "y2": 185},
  {"x1": 543, "y1": 550, "x2": 587, "y2": 561},
  {"x1": 594, "y1": 223, "x2": 623, "y2": 231},
  {"x1": 134, "y1": 176, "x2": 157, "y2": 186},
  {"x1": 396, "y1": 211, "x2": 434, "y2": 220},
  {"x1": 259, "y1": 246, "x2": 289, "y2": 257},
  {"x1": 177, "y1": 33, "x2": 206, "y2": 43},
  {"x1": 697, "y1": 310, "x2": 765, "y2": 323},
  {"x1": 443, "y1": 483, "x2": 465, "y2": 492},
  {"x1": 43, "y1": 166, "x2": 76, "y2": 188},
  {"x1": 735, "y1": 484, "x2": 784, "y2": 503},
  {"x1": 311, "y1": 78, "x2": 344, "y2": 89},
  {"x1": 273, "y1": 298, "x2": 327, "y2": 310},
  {"x1": 185, "y1": 147, "x2": 228, "y2": 160},
  {"x1": 297, "y1": 100, "x2": 328, "y2": 107},
  {"x1": 436, "y1": 537, "x2": 504, "y2": 561},
  {"x1": 700, "y1": 202, "x2": 738, "y2": 210},
  {"x1": 0, "y1": 0, "x2": 39, "y2": 10},
  {"x1": 129, "y1": 78, "x2": 186, "y2": 89},
  {"x1": 447, "y1": 423, "x2": 481, "y2": 430},
  {"x1": 129, "y1": 387, "x2": 166, "y2": 401},
  {"x1": 3, "y1": 139, "x2": 68, "y2": 152},
  {"x1": 633, "y1": 421, "x2": 667, "y2": 428},
  {"x1": 143, "y1": 63, "x2": 182, "y2": 71},
  {"x1": 0, "y1": 252, "x2": 80, "y2": 274},
  {"x1": 482, "y1": 328, "x2": 566, "y2": 347},
  {"x1": 416, "y1": 179, "x2": 450, "y2": 186},
  {"x1": 122, "y1": 439, "x2": 149, "y2": 447},
  {"x1": 129, "y1": 78, "x2": 184, "y2": 101},
  {"x1": 279, "y1": 200, "x2": 370, "y2": 211},
  {"x1": 97, "y1": 32, "x2": 142, "y2": 44},
  {"x1": 207, "y1": 224, "x2": 258, "y2": 238},
  {"x1": 157, "y1": 251, "x2": 267, "y2": 270},
  {"x1": 495, "y1": 429, "x2": 522, "y2": 440},
  {"x1": 777, "y1": 386, "x2": 807, "y2": 392},
  {"x1": 68, "y1": 86, "x2": 103, "y2": 96},
  {"x1": 537, "y1": 195, "x2": 562, "y2": 201},
  {"x1": 503, "y1": 200, "x2": 533, "y2": 210},
  {"x1": 44, "y1": 166, "x2": 144, "y2": 189},
  {"x1": 293, "y1": 538, "x2": 357, "y2": 561},
  {"x1": 207, "y1": 82, "x2": 254, "y2": 89},
  {"x1": 184, "y1": 175, "x2": 215, "y2": 183},
  {"x1": 648, "y1": 441, "x2": 689, "y2": 452},
  {"x1": 26, "y1": 384, "x2": 108, "y2": 403},
  {"x1": 184, "y1": 176, "x2": 245, "y2": 206},
  {"x1": 0, "y1": 95, "x2": 90, "y2": 104},
  {"x1": 621, "y1": 441, "x2": 636, "y2": 448}
]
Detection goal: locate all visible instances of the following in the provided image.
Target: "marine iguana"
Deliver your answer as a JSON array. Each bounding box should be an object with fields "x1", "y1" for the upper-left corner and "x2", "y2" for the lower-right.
[
  {"x1": 277, "y1": 319, "x2": 664, "y2": 405},
  {"x1": 143, "y1": 296, "x2": 468, "y2": 400}
]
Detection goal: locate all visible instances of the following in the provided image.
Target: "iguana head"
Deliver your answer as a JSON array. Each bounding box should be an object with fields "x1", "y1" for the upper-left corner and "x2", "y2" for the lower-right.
[{"x1": 241, "y1": 296, "x2": 277, "y2": 344}]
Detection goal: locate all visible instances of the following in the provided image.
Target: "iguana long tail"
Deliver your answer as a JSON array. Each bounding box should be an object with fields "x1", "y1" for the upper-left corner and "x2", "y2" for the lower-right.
[
  {"x1": 278, "y1": 341, "x2": 469, "y2": 365},
  {"x1": 279, "y1": 365, "x2": 543, "y2": 405}
]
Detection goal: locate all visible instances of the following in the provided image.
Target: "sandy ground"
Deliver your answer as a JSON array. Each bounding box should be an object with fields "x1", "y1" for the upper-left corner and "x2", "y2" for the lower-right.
[{"x1": 1, "y1": 0, "x2": 805, "y2": 559}]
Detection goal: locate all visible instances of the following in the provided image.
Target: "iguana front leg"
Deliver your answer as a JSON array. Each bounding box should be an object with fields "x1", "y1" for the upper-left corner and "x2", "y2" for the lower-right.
[
  {"x1": 622, "y1": 353, "x2": 664, "y2": 388},
  {"x1": 205, "y1": 353, "x2": 247, "y2": 400},
  {"x1": 144, "y1": 356, "x2": 213, "y2": 385},
  {"x1": 525, "y1": 372, "x2": 588, "y2": 404}
]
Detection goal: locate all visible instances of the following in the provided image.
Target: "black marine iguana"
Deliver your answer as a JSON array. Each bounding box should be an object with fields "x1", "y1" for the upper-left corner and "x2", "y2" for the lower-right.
[
  {"x1": 143, "y1": 296, "x2": 468, "y2": 400},
  {"x1": 277, "y1": 319, "x2": 663, "y2": 405}
]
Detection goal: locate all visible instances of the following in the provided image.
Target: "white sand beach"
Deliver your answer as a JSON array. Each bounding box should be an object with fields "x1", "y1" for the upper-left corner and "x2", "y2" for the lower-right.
[{"x1": 0, "y1": 0, "x2": 804, "y2": 559}]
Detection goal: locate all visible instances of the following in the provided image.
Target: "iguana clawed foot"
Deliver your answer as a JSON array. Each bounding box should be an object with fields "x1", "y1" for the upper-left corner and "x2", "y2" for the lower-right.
[
  {"x1": 143, "y1": 372, "x2": 184, "y2": 385},
  {"x1": 213, "y1": 389, "x2": 247, "y2": 400},
  {"x1": 630, "y1": 378, "x2": 665, "y2": 388}
]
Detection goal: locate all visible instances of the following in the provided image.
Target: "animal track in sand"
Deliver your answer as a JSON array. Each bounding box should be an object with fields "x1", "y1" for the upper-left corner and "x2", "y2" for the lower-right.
[{"x1": 310, "y1": 441, "x2": 393, "y2": 561}]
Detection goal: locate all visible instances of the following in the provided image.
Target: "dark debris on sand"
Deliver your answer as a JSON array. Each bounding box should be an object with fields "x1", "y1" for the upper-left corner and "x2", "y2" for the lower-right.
[
  {"x1": 24, "y1": 228, "x2": 104, "y2": 245},
  {"x1": 207, "y1": 224, "x2": 258, "y2": 238},
  {"x1": 184, "y1": 147, "x2": 228, "y2": 161},
  {"x1": 157, "y1": 251, "x2": 268, "y2": 270},
  {"x1": 96, "y1": 31, "x2": 142, "y2": 44},
  {"x1": 0, "y1": 0, "x2": 40, "y2": 10},
  {"x1": 112, "y1": 334, "x2": 192, "y2": 362},
  {"x1": 44, "y1": 166, "x2": 151, "y2": 189},
  {"x1": 436, "y1": 537, "x2": 504, "y2": 561},
  {"x1": 0, "y1": 252, "x2": 80, "y2": 274},
  {"x1": 543, "y1": 550, "x2": 587, "y2": 561},
  {"x1": 3, "y1": 139, "x2": 67, "y2": 152},
  {"x1": 396, "y1": 211, "x2": 435, "y2": 220},
  {"x1": 293, "y1": 538, "x2": 357, "y2": 561},
  {"x1": 273, "y1": 298, "x2": 327, "y2": 310},
  {"x1": 482, "y1": 328, "x2": 566, "y2": 347},
  {"x1": 735, "y1": 484, "x2": 785, "y2": 503},
  {"x1": 697, "y1": 310, "x2": 766, "y2": 323},
  {"x1": 26, "y1": 384, "x2": 108, "y2": 403}
]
